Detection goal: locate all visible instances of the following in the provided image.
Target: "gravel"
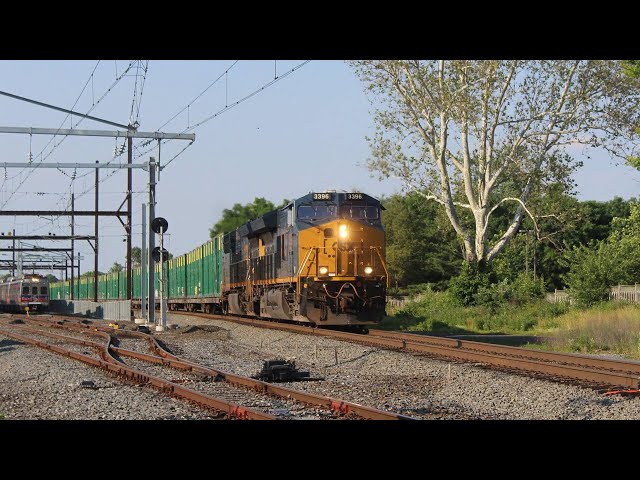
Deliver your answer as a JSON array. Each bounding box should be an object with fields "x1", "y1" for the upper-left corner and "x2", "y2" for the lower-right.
[
  {"x1": 0, "y1": 334, "x2": 219, "y2": 420},
  {"x1": 156, "y1": 313, "x2": 640, "y2": 420},
  {"x1": 3, "y1": 313, "x2": 640, "y2": 419}
]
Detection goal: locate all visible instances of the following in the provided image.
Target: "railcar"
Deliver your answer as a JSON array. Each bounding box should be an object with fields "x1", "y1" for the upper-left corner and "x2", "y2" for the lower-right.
[
  {"x1": 0, "y1": 274, "x2": 50, "y2": 312},
  {"x1": 50, "y1": 191, "x2": 389, "y2": 331}
]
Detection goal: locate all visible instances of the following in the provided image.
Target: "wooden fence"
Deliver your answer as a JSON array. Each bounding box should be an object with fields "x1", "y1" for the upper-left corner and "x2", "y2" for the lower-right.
[{"x1": 546, "y1": 285, "x2": 640, "y2": 304}]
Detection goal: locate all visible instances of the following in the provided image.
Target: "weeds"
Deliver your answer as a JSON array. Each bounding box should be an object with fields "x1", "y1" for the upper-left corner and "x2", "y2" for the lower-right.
[{"x1": 381, "y1": 291, "x2": 640, "y2": 357}]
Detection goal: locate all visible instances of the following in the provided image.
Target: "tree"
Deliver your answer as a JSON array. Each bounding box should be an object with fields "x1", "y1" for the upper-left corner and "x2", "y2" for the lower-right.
[
  {"x1": 45, "y1": 274, "x2": 58, "y2": 283},
  {"x1": 132, "y1": 246, "x2": 142, "y2": 266},
  {"x1": 351, "y1": 60, "x2": 640, "y2": 266},
  {"x1": 623, "y1": 61, "x2": 640, "y2": 170},
  {"x1": 81, "y1": 270, "x2": 104, "y2": 278},
  {"x1": 382, "y1": 192, "x2": 460, "y2": 286},
  {"x1": 209, "y1": 197, "x2": 289, "y2": 238},
  {"x1": 562, "y1": 202, "x2": 640, "y2": 306},
  {"x1": 109, "y1": 262, "x2": 123, "y2": 273}
]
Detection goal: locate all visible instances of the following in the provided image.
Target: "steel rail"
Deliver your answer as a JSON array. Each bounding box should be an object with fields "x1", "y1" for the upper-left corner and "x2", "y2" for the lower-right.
[
  {"x1": 0, "y1": 323, "x2": 273, "y2": 420},
  {"x1": 17, "y1": 316, "x2": 414, "y2": 420},
  {"x1": 367, "y1": 330, "x2": 640, "y2": 375},
  {"x1": 169, "y1": 311, "x2": 640, "y2": 389}
]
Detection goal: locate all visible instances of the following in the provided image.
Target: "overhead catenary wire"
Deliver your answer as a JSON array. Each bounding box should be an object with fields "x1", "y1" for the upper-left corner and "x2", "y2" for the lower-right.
[
  {"x1": 2, "y1": 60, "x2": 311, "y2": 272},
  {"x1": 133, "y1": 60, "x2": 311, "y2": 165},
  {"x1": 0, "y1": 61, "x2": 138, "y2": 210}
]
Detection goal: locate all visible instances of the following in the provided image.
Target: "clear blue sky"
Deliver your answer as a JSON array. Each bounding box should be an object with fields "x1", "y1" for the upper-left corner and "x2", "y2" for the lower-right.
[{"x1": 0, "y1": 60, "x2": 638, "y2": 275}]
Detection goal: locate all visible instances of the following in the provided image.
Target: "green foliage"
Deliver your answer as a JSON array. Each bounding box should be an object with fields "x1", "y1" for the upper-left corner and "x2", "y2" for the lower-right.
[
  {"x1": 622, "y1": 61, "x2": 640, "y2": 171},
  {"x1": 81, "y1": 270, "x2": 104, "y2": 278},
  {"x1": 561, "y1": 242, "x2": 619, "y2": 307},
  {"x1": 389, "y1": 283, "x2": 435, "y2": 297},
  {"x1": 562, "y1": 202, "x2": 640, "y2": 306},
  {"x1": 472, "y1": 273, "x2": 545, "y2": 313},
  {"x1": 475, "y1": 280, "x2": 512, "y2": 313},
  {"x1": 448, "y1": 262, "x2": 491, "y2": 306},
  {"x1": 382, "y1": 192, "x2": 461, "y2": 287},
  {"x1": 209, "y1": 197, "x2": 289, "y2": 238},
  {"x1": 623, "y1": 60, "x2": 640, "y2": 78},
  {"x1": 511, "y1": 272, "x2": 546, "y2": 303},
  {"x1": 352, "y1": 60, "x2": 640, "y2": 266},
  {"x1": 109, "y1": 262, "x2": 123, "y2": 273},
  {"x1": 380, "y1": 290, "x2": 567, "y2": 334},
  {"x1": 132, "y1": 247, "x2": 142, "y2": 266},
  {"x1": 45, "y1": 274, "x2": 58, "y2": 283}
]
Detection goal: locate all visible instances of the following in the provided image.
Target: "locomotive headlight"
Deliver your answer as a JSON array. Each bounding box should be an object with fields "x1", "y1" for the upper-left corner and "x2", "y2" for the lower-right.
[
  {"x1": 364, "y1": 266, "x2": 373, "y2": 275},
  {"x1": 319, "y1": 266, "x2": 329, "y2": 275},
  {"x1": 339, "y1": 224, "x2": 348, "y2": 238}
]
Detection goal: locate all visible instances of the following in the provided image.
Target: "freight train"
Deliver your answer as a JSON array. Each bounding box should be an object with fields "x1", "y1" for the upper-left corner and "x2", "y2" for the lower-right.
[
  {"x1": 50, "y1": 191, "x2": 388, "y2": 332},
  {"x1": 0, "y1": 274, "x2": 50, "y2": 312}
]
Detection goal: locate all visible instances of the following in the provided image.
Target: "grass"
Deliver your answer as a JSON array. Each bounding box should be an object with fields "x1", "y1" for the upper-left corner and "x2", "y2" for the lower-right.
[
  {"x1": 542, "y1": 303, "x2": 640, "y2": 358},
  {"x1": 381, "y1": 290, "x2": 568, "y2": 335},
  {"x1": 381, "y1": 290, "x2": 640, "y2": 358}
]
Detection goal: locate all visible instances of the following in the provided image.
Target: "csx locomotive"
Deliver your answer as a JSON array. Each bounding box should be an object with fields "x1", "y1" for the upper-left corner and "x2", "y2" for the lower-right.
[
  {"x1": 0, "y1": 274, "x2": 50, "y2": 312},
  {"x1": 51, "y1": 191, "x2": 388, "y2": 332}
]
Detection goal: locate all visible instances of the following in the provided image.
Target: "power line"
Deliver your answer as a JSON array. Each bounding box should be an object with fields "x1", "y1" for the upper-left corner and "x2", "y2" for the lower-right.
[
  {"x1": 1, "y1": 61, "x2": 138, "y2": 209},
  {"x1": 156, "y1": 60, "x2": 239, "y2": 133},
  {"x1": 134, "y1": 60, "x2": 311, "y2": 165},
  {"x1": 187, "y1": 60, "x2": 310, "y2": 132}
]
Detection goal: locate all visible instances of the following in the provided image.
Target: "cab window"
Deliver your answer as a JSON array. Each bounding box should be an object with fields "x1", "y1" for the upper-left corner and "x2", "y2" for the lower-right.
[
  {"x1": 339, "y1": 205, "x2": 379, "y2": 219},
  {"x1": 32, "y1": 287, "x2": 38, "y2": 295},
  {"x1": 297, "y1": 205, "x2": 336, "y2": 220},
  {"x1": 41, "y1": 286, "x2": 48, "y2": 295},
  {"x1": 22, "y1": 286, "x2": 29, "y2": 295}
]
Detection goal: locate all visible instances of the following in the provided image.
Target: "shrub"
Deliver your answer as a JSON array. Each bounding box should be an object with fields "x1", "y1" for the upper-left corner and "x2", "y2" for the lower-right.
[
  {"x1": 448, "y1": 262, "x2": 491, "y2": 306},
  {"x1": 561, "y1": 242, "x2": 621, "y2": 307},
  {"x1": 511, "y1": 272, "x2": 546, "y2": 305},
  {"x1": 474, "y1": 280, "x2": 511, "y2": 313}
]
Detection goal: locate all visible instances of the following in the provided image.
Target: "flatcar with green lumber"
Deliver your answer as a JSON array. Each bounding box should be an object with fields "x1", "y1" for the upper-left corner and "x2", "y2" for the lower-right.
[{"x1": 50, "y1": 191, "x2": 389, "y2": 331}]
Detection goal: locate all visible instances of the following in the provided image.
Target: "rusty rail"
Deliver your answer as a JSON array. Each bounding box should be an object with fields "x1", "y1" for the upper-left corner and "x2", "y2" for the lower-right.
[
  {"x1": 5, "y1": 316, "x2": 414, "y2": 420},
  {"x1": 367, "y1": 330, "x2": 640, "y2": 376},
  {"x1": 0, "y1": 323, "x2": 273, "y2": 420},
  {"x1": 169, "y1": 311, "x2": 640, "y2": 390}
]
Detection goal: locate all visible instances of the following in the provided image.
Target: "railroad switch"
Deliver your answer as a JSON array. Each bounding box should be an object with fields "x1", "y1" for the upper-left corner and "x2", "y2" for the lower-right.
[{"x1": 253, "y1": 359, "x2": 316, "y2": 383}]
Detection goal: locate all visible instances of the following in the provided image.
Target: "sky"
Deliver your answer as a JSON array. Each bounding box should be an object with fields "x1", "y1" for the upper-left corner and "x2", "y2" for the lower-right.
[{"x1": 0, "y1": 60, "x2": 638, "y2": 276}]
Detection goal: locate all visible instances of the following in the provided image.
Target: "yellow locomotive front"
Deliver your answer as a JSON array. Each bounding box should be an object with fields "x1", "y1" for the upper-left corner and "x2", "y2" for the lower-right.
[{"x1": 294, "y1": 192, "x2": 388, "y2": 331}]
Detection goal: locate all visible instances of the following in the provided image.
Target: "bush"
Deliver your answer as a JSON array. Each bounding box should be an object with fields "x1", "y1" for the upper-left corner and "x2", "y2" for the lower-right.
[
  {"x1": 475, "y1": 280, "x2": 511, "y2": 313},
  {"x1": 561, "y1": 242, "x2": 621, "y2": 307},
  {"x1": 511, "y1": 272, "x2": 546, "y2": 305},
  {"x1": 448, "y1": 262, "x2": 491, "y2": 306}
]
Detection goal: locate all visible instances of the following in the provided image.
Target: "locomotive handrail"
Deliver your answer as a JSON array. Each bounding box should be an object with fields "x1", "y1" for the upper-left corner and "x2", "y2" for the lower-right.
[
  {"x1": 296, "y1": 247, "x2": 316, "y2": 297},
  {"x1": 373, "y1": 246, "x2": 390, "y2": 288}
]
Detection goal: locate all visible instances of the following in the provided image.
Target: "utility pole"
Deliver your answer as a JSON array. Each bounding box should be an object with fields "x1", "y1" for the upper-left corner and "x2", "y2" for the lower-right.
[
  {"x1": 148, "y1": 158, "x2": 156, "y2": 326},
  {"x1": 158, "y1": 224, "x2": 166, "y2": 331},
  {"x1": 94, "y1": 161, "x2": 98, "y2": 302},
  {"x1": 140, "y1": 203, "x2": 147, "y2": 322},
  {"x1": 71, "y1": 194, "x2": 75, "y2": 300},
  {"x1": 127, "y1": 136, "x2": 132, "y2": 305},
  {"x1": 11, "y1": 229, "x2": 15, "y2": 276}
]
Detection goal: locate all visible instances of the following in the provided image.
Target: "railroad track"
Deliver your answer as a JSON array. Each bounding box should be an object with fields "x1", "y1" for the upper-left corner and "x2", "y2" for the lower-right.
[
  {"x1": 0, "y1": 315, "x2": 414, "y2": 420},
  {"x1": 166, "y1": 310, "x2": 640, "y2": 391}
]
